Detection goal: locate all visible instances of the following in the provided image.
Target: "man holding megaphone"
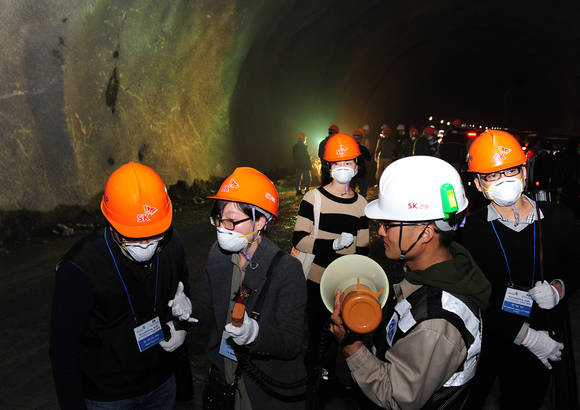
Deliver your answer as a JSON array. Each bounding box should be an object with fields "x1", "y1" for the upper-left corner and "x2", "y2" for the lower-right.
[{"x1": 329, "y1": 156, "x2": 491, "y2": 409}]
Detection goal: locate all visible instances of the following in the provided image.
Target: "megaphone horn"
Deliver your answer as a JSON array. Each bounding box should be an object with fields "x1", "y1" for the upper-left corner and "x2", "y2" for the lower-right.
[{"x1": 320, "y1": 254, "x2": 389, "y2": 334}]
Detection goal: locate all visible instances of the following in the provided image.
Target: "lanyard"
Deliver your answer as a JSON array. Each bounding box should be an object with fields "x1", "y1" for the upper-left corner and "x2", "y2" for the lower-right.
[
  {"x1": 490, "y1": 220, "x2": 536, "y2": 287},
  {"x1": 104, "y1": 227, "x2": 159, "y2": 323}
]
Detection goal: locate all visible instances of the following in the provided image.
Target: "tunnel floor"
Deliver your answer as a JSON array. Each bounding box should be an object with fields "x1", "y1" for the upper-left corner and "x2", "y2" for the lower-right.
[{"x1": 0, "y1": 183, "x2": 578, "y2": 409}]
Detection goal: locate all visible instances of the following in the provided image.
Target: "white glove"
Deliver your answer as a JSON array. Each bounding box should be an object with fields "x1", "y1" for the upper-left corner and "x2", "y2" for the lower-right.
[
  {"x1": 168, "y1": 281, "x2": 198, "y2": 323},
  {"x1": 332, "y1": 232, "x2": 354, "y2": 251},
  {"x1": 224, "y1": 312, "x2": 259, "y2": 346},
  {"x1": 159, "y1": 321, "x2": 186, "y2": 352},
  {"x1": 528, "y1": 280, "x2": 560, "y2": 309},
  {"x1": 522, "y1": 327, "x2": 564, "y2": 369}
]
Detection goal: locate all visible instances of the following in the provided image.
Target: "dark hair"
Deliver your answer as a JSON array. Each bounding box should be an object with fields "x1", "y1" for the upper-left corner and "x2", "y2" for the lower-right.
[{"x1": 211, "y1": 200, "x2": 269, "y2": 222}]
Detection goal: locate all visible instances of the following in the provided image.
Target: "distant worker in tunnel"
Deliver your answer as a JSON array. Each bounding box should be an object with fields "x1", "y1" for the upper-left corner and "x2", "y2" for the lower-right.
[
  {"x1": 351, "y1": 128, "x2": 372, "y2": 198},
  {"x1": 293, "y1": 133, "x2": 369, "y2": 403},
  {"x1": 330, "y1": 156, "x2": 491, "y2": 409},
  {"x1": 394, "y1": 124, "x2": 407, "y2": 159},
  {"x1": 293, "y1": 132, "x2": 312, "y2": 196},
  {"x1": 318, "y1": 124, "x2": 340, "y2": 186},
  {"x1": 170, "y1": 167, "x2": 307, "y2": 409},
  {"x1": 411, "y1": 125, "x2": 439, "y2": 157},
  {"x1": 459, "y1": 130, "x2": 575, "y2": 409},
  {"x1": 50, "y1": 162, "x2": 192, "y2": 410},
  {"x1": 374, "y1": 125, "x2": 396, "y2": 183}
]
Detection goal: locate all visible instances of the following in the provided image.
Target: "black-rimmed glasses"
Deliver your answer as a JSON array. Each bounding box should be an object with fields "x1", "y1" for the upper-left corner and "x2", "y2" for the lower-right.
[
  {"x1": 379, "y1": 221, "x2": 430, "y2": 229},
  {"x1": 209, "y1": 216, "x2": 251, "y2": 230},
  {"x1": 479, "y1": 166, "x2": 522, "y2": 182}
]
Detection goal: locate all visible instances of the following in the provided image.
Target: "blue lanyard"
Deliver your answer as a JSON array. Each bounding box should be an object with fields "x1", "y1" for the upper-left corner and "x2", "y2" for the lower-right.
[
  {"x1": 104, "y1": 227, "x2": 159, "y2": 323},
  {"x1": 490, "y1": 220, "x2": 536, "y2": 287}
]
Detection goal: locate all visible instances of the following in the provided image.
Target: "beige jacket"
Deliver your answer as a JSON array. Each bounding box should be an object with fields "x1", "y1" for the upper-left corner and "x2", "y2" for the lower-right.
[{"x1": 346, "y1": 280, "x2": 467, "y2": 410}]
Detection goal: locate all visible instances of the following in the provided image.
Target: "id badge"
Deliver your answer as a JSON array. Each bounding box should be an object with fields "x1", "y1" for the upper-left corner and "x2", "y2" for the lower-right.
[
  {"x1": 219, "y1": 331, "x2": 238, "y2": 362},
  {"x1": 502, "y1": 283, "x2": 533, "y2": 317},
  {"x1": 133, "y1": 316, "x2": 164, "y2": 352},
  {"x1": 386, "y1": 312, "x2": 398, "y2": 347}
]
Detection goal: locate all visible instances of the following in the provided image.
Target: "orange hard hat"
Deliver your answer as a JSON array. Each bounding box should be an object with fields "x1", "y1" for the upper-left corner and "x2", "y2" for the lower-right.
[
  {"x1": 452, "y1": 119, "x2": 462, "y2": 126},
  {"x1": 101, "y1": 162, "x2": 173, "y2": 238},
  {"x1": 208, "y1": 167, "x2": 279, "y2": 218},
  {"x1": 329, "y1": 124, "x2": 340, "y2": 134},
  {"x1": 409, "y1": 126, "x2": 419, "y2": 136},
  {"x1": 297, "y1": 132, "x2": 306, "y2": 139},
  {"x1": 353, "y1": 128, "x2": 363, "y2": 137},
  {"x1": 323, "y1": 133, "x2": 361, "y2": 162},
  {"x1": 467, "y1": 130, "x2": 526, "y2": 173}
]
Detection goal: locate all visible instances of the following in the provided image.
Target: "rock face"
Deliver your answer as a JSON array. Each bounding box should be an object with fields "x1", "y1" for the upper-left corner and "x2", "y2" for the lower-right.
[{"x1": 2, "y1": 0, "x2": 580, "y2": 211}]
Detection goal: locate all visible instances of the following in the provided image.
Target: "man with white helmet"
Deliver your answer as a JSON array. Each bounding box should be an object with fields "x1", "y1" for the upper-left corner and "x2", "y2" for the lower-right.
[{"x1": 329, "y1": 156, "x2": 491, "y2": 409}]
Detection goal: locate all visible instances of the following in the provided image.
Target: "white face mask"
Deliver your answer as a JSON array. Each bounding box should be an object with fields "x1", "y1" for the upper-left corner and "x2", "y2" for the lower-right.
[
  {"x1": 484, "y1": 176, "x2": 524, "y2": 206},
  {"x1": 122, "y1": 240, "x2": 160, "y2": 262},
  {"x1": 331, "y1": 166, "x2": 357, "y2": 184},
  {"x1": 216, "y1": 227, "x2": 257, "y2": 252}
]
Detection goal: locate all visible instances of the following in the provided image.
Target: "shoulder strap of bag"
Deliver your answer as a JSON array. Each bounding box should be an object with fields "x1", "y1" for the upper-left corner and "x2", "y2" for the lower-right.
[
  {"x1": 312, "y1": 189, "x2": 321, "y2": 239},
  {"x1": 250, "y1": 251, "x2": 284, "y2": 320}
]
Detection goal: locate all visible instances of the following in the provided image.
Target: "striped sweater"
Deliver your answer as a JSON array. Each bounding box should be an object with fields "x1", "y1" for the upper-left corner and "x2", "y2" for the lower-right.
[{"x1": 292, "y1": 187, "x2": 370, "y2": 283}]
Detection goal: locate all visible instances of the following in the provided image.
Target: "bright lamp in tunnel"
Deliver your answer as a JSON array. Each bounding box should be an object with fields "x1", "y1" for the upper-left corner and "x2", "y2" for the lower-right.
[
  {"x1": 440, "y1": 120, "x2": 444, "y2": 124},
  {"x1": 429, "y1": 116, "x2": 433, "y2": 121}
]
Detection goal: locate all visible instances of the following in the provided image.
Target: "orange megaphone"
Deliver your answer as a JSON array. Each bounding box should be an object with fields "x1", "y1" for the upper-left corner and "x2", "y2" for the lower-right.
[{"x1": 320, "y1": 255, "x2": 389, "y2": 334}]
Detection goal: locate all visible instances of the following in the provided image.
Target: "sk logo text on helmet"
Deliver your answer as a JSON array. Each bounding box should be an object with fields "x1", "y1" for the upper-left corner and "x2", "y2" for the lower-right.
[
  {"x1": 137, "y1": 204, "x2": 158, "y2": 223},
  {"x1": 495, "y1": 145, "x2": 512, "y2": 162},
  {"x1": 336, "y1": 144, "x2": 349, "y2": 157},
  {"x1": 220, "y1": 178, "x2": 240, "y2": 193}
]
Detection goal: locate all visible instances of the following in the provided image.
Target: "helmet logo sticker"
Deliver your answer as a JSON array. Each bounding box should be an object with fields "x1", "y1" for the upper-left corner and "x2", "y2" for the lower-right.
[
  {"x1": 336, "y1": 144, "x2": 349, "y2": 157},
  {"x1": 407, "y1": 202, "x2": 429, "y2": 210},
  {"x1": 220, "y1": 178, "x2": 239, "y2": 193},
  {"x1": 136, "y1": 204, "x2": 158, "y2": 223},
  {"x1": 495, "y1": 145, "x2": 512, "y2": 161},
  {"x1": 265, "y1": 192, "x2": 276, "y2": 203}
]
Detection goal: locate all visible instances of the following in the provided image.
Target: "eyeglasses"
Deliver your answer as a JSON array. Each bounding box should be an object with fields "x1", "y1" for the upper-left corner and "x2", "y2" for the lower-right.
[
  {"x1": 119, "y1": 233, "x2": 164, "y2": 245},
  {"x1": 479, "y1": 166, "x2": 522, "y2": 182},
  {"x1": 379, "y1": 222, "x2": 430, "y2": 229},
  {"x1": 209, "y1": 216, "x2": 251, "y2": 230}
]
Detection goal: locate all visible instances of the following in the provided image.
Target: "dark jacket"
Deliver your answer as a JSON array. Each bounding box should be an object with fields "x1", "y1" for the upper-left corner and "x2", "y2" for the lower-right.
[
  {"x1": 191, "y1": 237, "x2": 307, "y2": 409},
  {"x1": 292, "y1": 142, "x2": 311, "y2": 170},
  {"x1": 458, "y1": 204, "x2": 575, "y2": 345},
  {"x1": 49, "y1": 227, "x2": 189, "y2": 408},
  {"x1": 374, "y1": 136, "x2": 396, "y2": 162}
]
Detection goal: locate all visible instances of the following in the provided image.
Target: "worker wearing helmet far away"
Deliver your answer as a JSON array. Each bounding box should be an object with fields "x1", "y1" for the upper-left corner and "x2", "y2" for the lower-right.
[
  {"x1": 459, "y1": 130, "x2": 576, "y2": 409},
  {"x1": 329, "y1": 156, "x2": 491, "y2": 409},
  {"x1": 50, "y1": 162, "x2": 193, "y2": 409}
]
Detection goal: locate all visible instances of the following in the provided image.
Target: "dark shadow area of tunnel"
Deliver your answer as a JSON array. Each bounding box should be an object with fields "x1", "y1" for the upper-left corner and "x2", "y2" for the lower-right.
[{"x1": 229, "y1": 0, "x2": 580, "y2": 171}]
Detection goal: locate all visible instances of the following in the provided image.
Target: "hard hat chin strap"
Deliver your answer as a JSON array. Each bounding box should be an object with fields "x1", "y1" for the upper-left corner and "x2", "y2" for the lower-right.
[{"x1": 398, "y1": 223, "x2": 430, "y2": 261}]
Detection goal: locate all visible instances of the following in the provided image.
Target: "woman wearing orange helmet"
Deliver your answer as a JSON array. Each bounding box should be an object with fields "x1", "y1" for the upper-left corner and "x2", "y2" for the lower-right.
[
  {"x1": 50, "y1": 162, "x2": 191, "y2": 409},
  {"x1": 174, "y1": 167, "x2": 307, "y2": 409},
  {"x1": 459, "y1": 130, "x2": 575, "y2": 409},
  {"x1": 292, "y1": 133, "x2": 370, "y2": 399}
]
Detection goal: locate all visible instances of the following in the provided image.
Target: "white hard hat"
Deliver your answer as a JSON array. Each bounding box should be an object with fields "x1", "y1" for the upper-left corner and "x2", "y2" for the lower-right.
[
  {"x1": 396, "y1": 124, "x2": 405, "y2": 131},
  {"x1": 365, "y1": 156, "x2": 468, "y2": 230}
]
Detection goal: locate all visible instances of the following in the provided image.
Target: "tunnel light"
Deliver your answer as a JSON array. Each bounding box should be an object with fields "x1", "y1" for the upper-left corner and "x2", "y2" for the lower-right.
[
  {"x1": 535, "y1": 181, "x2": 539, "y2": 186},
  {"x1": 440, "y1": 120, "x2": 444, "y2": 124},
  {"x1": 428, "y1": 116, "x2": 433, "y2": 121},
  {"x1": 467, "y1": 132, "x2": 477, "y2": 138},
  {"x1": 485, "y1": 127, "x2": 488, "y2": 130},
  {"x1": 446, "y1": 121, "x2": 451, "y2": 126}
]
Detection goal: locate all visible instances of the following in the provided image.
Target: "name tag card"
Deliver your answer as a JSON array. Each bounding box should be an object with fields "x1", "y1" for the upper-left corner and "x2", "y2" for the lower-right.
[
  {"x1": 502, "y1": 285, "x2": 533, "y2": 317},
  {"x1": 134, "y1": 316, "x2": 164, "y2": 352},
  {"x1": 219, "y1": 331, "x2": 238, "y2": 362}
]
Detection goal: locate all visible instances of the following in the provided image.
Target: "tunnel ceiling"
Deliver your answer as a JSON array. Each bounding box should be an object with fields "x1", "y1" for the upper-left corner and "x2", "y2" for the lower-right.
[
  {"x1": 231, "y1": 0, "x2": 580, "y2": 168},
  {"x1": 1, "y1": 0, "x2": 579, "y2": 211}
]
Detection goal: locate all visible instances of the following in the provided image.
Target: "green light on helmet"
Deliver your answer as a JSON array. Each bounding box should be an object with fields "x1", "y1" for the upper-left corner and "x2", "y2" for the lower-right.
[{"x1": 440, "y1": 183, "x2": 458, "y2": 220}]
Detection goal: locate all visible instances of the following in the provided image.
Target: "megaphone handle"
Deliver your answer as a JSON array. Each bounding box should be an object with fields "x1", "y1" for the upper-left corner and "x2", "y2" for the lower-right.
[{"x1": 231, "y1": 302, "x2": 245, "y2": 327}]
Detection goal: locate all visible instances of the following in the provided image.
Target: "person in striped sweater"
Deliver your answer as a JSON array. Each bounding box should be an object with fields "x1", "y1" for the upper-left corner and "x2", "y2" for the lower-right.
[{"x1": 292, "y1": 132, "x2": 369, "y2": 398}]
